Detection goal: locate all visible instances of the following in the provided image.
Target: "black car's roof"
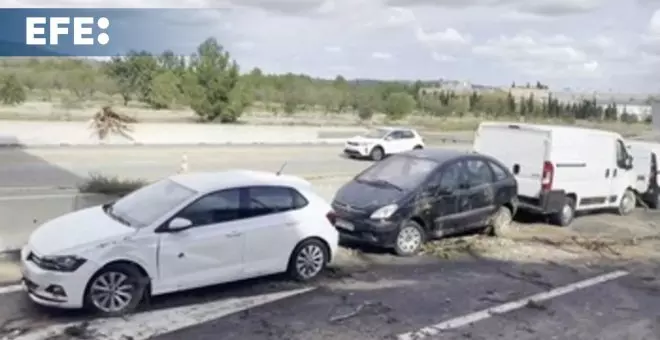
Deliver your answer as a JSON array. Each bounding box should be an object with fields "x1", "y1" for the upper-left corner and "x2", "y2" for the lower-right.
[{"x1": 401, "y1": 148, "x2": 473, "y2": 164}]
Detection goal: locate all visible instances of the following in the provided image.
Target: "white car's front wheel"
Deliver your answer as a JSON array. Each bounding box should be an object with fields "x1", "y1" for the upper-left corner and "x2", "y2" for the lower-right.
[
  {"x1": 288, "y1": 239, "x2": 328, "y2": 281},
  {"x1": 370, "y1": 146, "x2": 384, "y2": 161},
  {"x1": 84, "y1": 263, "x2": 147, "y2": 316}
]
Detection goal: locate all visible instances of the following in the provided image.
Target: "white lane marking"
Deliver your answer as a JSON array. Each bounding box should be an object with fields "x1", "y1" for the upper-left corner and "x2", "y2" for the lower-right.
[
  {"x1": 0, "y1": 284, "x2": 22, "y2": 295},
  {"x1": 397, "y1": 270, "x2": 629, "y2": 340},
  {"x1": 14, "y1": 287, "x2": 315, "y2": 340}
]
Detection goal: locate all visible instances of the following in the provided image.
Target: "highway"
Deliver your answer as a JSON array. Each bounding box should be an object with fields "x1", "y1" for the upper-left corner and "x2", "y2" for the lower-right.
[
  {"x1": 0, "y1": 143, "x2": 659, "y2": 340},
  {"x1": 0, "y1": 145, "x2": 390, "y2": 189}
]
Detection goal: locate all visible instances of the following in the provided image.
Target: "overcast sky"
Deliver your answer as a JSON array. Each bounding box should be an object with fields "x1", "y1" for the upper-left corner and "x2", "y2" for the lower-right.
[{"x1": 4, "y1": 0, "x2": 660, "y2": 92}]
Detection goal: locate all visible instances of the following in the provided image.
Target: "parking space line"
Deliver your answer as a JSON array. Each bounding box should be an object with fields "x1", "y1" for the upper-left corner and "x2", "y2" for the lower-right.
[
  {"x1": 14, "y1": 287, "x2": 315, "y2": 340},
  {"x1": 397, "y1": 270, "x2": 629, "y2": 340}
]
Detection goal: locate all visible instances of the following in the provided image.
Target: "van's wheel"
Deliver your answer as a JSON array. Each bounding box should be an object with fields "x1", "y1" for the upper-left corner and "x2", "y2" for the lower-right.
[
  {"x1": 486, "y1": 206, "x2": 514, "y2": 237},
  {"x1": 413, "y1": 145, "x2": 423, "y2": 150},
  {"x1": 618, "y1": 189, "x2": 636, "y2": 215},
  {"x1": 370, "y1": 146, "x2": 384, "y2": 161},
  {"x1": 650, "y1": 190, "x2": 660, "y2": 209},
  {"x1": 394, "y1": 220, "x2": 426, "y2": 257},
  {"x1": 84, "y1": 263, "x2": 147, "y2": 316},
  {"x1": 288, "y1": 238, "x2": 328, "y2": 282},
  {"x1": 549, "y1": 196, "x2": 575, "y2": 227}
]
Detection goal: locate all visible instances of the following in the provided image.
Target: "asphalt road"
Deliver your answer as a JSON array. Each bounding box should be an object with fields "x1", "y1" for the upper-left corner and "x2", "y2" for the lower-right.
[{"x1": 0, "y1": 254, "x2": 658, "y2": 340}]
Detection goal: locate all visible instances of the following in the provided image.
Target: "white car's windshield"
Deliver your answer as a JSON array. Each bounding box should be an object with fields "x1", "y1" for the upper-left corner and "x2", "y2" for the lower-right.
[
  {"x1": 356, "y1": 155, "x2": 437, "y2": 191},
  {"x1": 107, "y1": 179, "x2": 197, "y2": 228},
  {"x1": 363, "y1": 128, "x2": 390, "y2": 139}
]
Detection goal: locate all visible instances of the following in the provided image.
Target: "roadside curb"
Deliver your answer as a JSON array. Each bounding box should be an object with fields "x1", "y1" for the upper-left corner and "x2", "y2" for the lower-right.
[
  {"x1": 0, "y1": 249, "x2": 21, "y2": 288},
  {"x1": 0, "y1": 140, "x2": 346, "y2": 149},
  {"x1": 0, "y1": 174, "x2": 352, "y2": 194}
]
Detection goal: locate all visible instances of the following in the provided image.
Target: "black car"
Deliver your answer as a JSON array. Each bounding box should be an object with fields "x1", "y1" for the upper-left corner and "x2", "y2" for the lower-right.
[{"x1": 331, "y1": 148, "x2": 518, "y2": 256}]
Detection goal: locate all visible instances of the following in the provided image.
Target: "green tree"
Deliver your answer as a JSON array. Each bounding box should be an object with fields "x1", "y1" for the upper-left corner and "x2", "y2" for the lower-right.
[
  {"x1": 186, "y1": 38, "x2": 245, "y2": 123},
  {"x1": 148, "y1": 70, "x2": 183, "y2": 109},
  {"x1": 383, "y1": 92, "x2": 415, "y2": 120},
  {"x1": 0, "y1": 74, "x2": 26, "y2": 105},
  {"x1": 506, "y1": 92, "x2": 516, "y2": 114},
  {"x1": 105, "y1": 57, "x2": 134, "y2": 105}
]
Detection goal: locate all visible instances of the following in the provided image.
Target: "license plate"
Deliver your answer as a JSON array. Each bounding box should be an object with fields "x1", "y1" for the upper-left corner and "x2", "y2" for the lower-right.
[{"x1": 335, "y1": 219, "x2": 354, "y2": 231}]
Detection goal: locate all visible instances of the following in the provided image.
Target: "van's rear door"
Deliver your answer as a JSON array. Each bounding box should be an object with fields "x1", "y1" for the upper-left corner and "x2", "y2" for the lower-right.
[
  {"x1": 474, "y1": 124, "x2": 549, "y2": 198},
  {"x1": 626, "y1": 142, "x2": 652, "y2": 193}
]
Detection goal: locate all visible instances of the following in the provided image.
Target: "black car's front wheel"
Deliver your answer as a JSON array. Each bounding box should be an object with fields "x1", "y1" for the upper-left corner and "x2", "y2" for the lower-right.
[{"x1": 393, "y1": 221, "x2": 426, "y2": 256}]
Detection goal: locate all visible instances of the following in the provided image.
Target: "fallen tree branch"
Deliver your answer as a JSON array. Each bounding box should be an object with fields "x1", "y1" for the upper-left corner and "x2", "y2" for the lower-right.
[{"x1": 329, "y1": 301, "x2": 379, "y2": 323}]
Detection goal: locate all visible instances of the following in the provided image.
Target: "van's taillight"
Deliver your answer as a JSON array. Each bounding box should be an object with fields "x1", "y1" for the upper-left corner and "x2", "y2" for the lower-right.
[
  {"x1": 326, "y1": 211, "x2": 337, "y2": 225},
  {"x1": 541, "y1": 161, "x2": 554, "y2": 191}
]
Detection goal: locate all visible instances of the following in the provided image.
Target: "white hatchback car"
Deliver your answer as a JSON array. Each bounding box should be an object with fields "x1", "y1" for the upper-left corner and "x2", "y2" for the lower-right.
[
  {"x1": 343, "y1": 127, "x2": 425, "y2": 161},
  {"x1": 20, "y1": 170, "x2": 339, "y2": 315}
]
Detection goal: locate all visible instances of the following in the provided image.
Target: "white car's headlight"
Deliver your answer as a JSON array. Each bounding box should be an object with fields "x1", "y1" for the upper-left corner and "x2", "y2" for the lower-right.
[
  {"x1": 30, "y1": 254, "x2": 87, "y2": 272},
  {"x1": 370, "y1": 204, "x2": 398, "y2": 219}
]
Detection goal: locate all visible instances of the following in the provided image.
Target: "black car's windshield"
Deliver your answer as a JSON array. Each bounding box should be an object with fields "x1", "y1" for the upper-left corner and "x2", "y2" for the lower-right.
[
  {"x1": 356, "y1": 155, "x2": 437, "y2": 191},
  {"x1": 106, "y1": 179, "x2": 197, "y2": 228},
  {"x1": 363, "y1": 128, "x2": 390, "y2": 139}
]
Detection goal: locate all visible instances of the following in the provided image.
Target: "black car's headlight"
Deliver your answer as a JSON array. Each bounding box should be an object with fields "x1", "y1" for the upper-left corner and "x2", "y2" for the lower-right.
[{"x1": 32, "y1": 254, "x2": 87, "y2": 272}]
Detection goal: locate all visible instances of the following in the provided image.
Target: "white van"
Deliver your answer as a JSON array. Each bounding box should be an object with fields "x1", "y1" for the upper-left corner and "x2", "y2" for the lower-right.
[
  {"x1": 474, "y1": 122, "x2": 636, "y2": 226},
  {"x1": 626, "y1": 140, "x2": 660, "y2": 208}
]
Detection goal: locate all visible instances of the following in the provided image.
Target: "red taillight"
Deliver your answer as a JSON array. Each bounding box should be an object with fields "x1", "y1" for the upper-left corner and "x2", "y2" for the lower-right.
[
  {"x1": 541, "y1": 161, "x2": 554, "y2": 191},
  {"x1": 326, "y1": 211, "x2": 337, "y2": 225}
]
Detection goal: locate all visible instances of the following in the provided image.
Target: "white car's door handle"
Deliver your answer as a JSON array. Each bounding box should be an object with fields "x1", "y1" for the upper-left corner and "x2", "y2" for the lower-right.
[{"x1": 226, "y1": 231, "x2": 242, "y2": 238}]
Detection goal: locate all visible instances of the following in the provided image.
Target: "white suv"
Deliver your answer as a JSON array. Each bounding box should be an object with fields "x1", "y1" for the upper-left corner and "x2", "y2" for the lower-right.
[{"x1": 344, "y1": 127, "x2": 425, "y2": 161}]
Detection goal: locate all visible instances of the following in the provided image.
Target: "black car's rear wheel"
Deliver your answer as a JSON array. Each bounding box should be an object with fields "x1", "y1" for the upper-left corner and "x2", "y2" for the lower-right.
[{"x1": 486, "y1": 205, "x2": 514, "y2": 237}]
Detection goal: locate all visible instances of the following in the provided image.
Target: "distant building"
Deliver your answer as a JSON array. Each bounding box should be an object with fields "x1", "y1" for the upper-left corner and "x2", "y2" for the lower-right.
[
  {"x1": 420, "y1": 80, "x2": 474, "y2": 95},
  {"x1": 594, "y1": 95, "x2": 651, "y2": 117},
  {"x1": 507, "y1": 87, "x2": 550, "y2": 102}
]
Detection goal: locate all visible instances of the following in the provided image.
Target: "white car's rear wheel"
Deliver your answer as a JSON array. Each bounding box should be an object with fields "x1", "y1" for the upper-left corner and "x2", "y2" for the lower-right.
[{"x1": 288, "y1": 239, "x2": 328, "y2": 281}]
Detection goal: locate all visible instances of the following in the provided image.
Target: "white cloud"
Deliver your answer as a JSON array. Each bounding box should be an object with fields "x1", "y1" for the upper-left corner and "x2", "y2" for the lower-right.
[
  {"x1": 415, "y1": 27, "x2": 470, "y2": 45},
  {"x1": 235, "y1": 41, "x2": 255, "y2": 49},
  {"x1": 6, "y1": 0, "x2": 656, "y2": 91},
  {"x1": 649, "y1": 9, "x2": 660, "y2": 35},
  {"x1": 472, "y1": 33, "x2": 597, "y2": 78},
  {"x1": 387, "y1": 7, "x2": 417, "y2": 25},
  {"x1": 384, "y1": 0, "x2": 607, "y2": 16},
  {"x1": 371, "y1": 52, "x2": 393, "y2": 59},
  {"x1": 431, "y1": 52, "x2": 456, "y2": 62}
]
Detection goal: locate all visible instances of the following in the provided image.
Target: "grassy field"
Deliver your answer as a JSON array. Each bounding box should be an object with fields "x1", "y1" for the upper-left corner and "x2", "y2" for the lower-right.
[{"x1": 0, "y1": 96, "x2": 654, "y2": 138}]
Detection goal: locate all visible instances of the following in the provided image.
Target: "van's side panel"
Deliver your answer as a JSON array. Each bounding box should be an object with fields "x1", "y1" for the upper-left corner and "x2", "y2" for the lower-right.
[
  {"x1": 549, "y1": 131, "x2": 615, "y2": 210},
  {"x1": 474, "y1": 124, "x2": 548, "y2": 199}
]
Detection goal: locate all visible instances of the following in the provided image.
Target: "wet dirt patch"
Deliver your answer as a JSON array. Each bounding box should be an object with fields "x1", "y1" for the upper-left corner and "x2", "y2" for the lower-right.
[{"x1": 422, "y1": 209, "x2": 660, "y2": 266}]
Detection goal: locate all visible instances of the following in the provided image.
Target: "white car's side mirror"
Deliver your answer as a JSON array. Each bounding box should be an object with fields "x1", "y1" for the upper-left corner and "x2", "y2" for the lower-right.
[{"x1": 168, "y1": 217, "x2": 193, "y2": 232}]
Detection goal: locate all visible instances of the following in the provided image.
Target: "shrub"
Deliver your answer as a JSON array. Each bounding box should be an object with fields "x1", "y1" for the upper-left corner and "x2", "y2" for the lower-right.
[{"x1": 78, "y1": 173, "x2": 147, "y2": 196}]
